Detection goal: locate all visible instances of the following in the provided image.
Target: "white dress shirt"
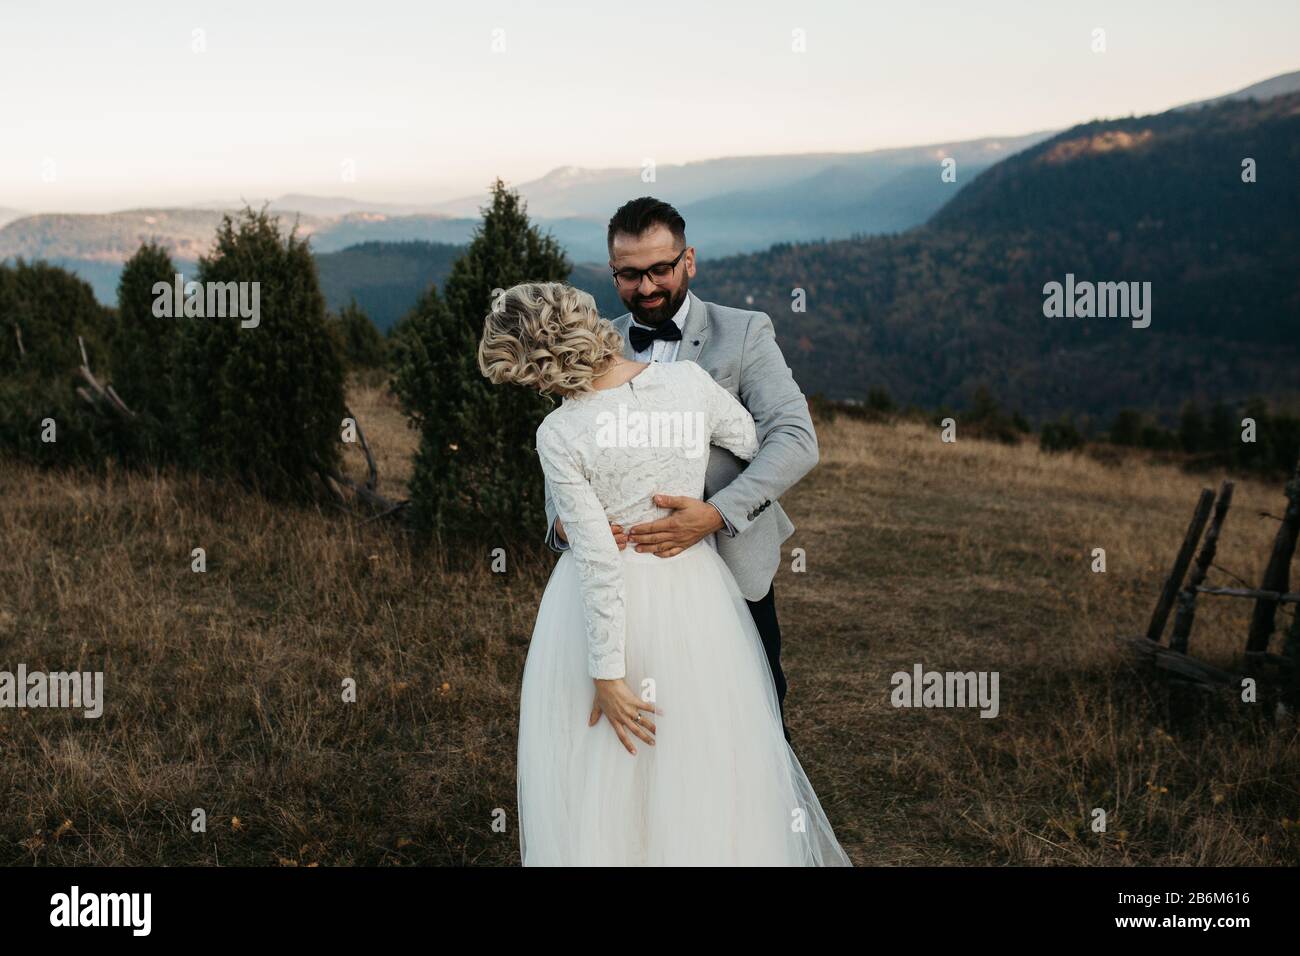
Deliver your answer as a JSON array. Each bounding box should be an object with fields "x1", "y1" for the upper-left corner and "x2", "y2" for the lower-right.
[
  {"x1": 629, "y1": 291, "x2": 692, "y2": 364},
  {"x1": 626, "y1": 289, "x2": 738, "y2": 539}
]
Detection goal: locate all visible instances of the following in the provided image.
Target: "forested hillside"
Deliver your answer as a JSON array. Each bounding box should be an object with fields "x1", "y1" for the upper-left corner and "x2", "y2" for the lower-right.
[
  {"x1": 315, "y1": 241, "x2": 463, "y2": 331},
  {"x1": 690, "y1": 93, "x2": 1300, "y2": 421}
]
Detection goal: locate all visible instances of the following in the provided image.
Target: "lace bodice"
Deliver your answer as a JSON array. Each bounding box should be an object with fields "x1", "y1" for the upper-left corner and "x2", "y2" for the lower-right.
[{"x1": 535, "y1": 360, "x2": 759, "y2": 680}]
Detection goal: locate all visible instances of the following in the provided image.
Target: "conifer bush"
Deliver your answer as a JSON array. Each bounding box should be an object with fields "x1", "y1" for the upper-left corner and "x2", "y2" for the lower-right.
[
  {"x1": 392, "y1": 180, "x2": 570, "y2": 545},
  {"x1": 330, "y1": 299, "x2": 388, "y2": 371},
  {"x1": 110, "y1": 242, "x2": 183, "y2": 459},
  {"x1": 175, "y1": 207, "x2": 346, "y2": 499},
  {"x1": 0, "y1": 260, "x2": 113, "y2": 464}
]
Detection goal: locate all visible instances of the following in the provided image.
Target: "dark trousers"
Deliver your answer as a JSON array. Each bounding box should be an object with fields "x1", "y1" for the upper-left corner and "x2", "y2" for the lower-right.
[{"x1": 745, "y1": 585, "x2": 791, "y2": 743}]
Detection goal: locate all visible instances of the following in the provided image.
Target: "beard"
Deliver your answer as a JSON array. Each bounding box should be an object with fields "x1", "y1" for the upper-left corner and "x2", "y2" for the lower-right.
[{"x1": 622, "y1": 279, "x2": 689, "y2": 326}]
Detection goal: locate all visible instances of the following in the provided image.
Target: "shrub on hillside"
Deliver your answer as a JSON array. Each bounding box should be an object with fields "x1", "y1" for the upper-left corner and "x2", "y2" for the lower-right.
[
  {"x1": 175, "y1": 207, "x2": 347, "y2": 500},
  {"x1": 392, "y1": 179, "x2": 570, "y2": 546},
  {"x1": 0, "y1": 259, "x2": 108, "y2": 377},
  {"x1": 111, "y1": 243, "x2": 179, "y2": 413},
  {"x1": 109, "y1": 242, "x2": 183, "y2": 459},
  {"x1": 1040, "y1": 419, "x2": 1084, "y2": 453},
  {"x1": 329, "y1": 300, "x2": 388, "y2": 371},
  {"x1": 866, "y1": 386, "x2": 896, "y2": 414},
  {"x1": 1109, "y1": 409, "x2": 1143, "y2": 446},
  {"x1": 963, "y1": 385, "x2": 1028, "y2": 445},
  {"x1": 0, "y1": 260, "x2": 115, "y2": 464}
]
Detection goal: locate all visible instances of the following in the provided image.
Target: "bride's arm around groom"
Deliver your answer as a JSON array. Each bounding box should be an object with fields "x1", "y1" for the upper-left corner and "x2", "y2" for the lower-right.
[{"x1": 689, "y1": 304, "x2": 819, "y2": 554}]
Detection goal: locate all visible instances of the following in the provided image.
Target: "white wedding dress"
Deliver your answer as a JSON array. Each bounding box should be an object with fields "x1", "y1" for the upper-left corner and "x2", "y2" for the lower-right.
[{"x1": 518, "y1": 360, "x2": 850, "y2": 866}]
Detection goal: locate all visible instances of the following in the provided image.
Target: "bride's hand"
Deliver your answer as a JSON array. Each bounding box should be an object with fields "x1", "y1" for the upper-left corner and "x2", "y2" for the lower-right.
[{"x1": 588, "y1": 678, "x2": 660, "y2": 754}]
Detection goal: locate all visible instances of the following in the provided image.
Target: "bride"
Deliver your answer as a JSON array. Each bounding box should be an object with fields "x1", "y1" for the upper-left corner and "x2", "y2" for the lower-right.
[{"x1": 478, "y1": 281, "x2": 850, "y2": 866}]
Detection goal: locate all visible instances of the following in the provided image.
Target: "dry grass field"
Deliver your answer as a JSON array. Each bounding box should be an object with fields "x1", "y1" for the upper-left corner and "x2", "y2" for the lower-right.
[{"x1": 1, "y1": 381, "x2": 1297, "y2": 866}]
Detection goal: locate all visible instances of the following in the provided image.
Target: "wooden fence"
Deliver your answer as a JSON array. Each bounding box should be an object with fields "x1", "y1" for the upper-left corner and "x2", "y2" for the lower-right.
[{"x1": 1119, "y1": 453, "x2": 1300, "y2": 707}]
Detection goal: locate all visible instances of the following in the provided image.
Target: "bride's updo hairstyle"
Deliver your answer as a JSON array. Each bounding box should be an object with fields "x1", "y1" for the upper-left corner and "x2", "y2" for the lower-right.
[{"x1": 478, "y1": 281, "x2": 624, "y2": 396}]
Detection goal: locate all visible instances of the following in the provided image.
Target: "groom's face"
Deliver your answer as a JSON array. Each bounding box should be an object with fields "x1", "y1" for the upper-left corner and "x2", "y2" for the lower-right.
[{"x1": 609, "y1": 224, "x2": 696, "y2": 326}]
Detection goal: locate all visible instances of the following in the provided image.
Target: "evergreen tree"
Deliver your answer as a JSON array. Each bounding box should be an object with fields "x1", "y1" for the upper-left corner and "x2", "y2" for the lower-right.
[
  {"x1": 330, "y1": 299, "x2": 388, "y2": 370},
  {"x1": 392, "y1": 179, "x2": 571, "y2": 545},
  {"x1": 1109, "y1": 409, "x2": 1143, "y2": 446},
  {"x1": 1179, "y1": 401, "x2": 1207, "y2": 454},
  {"x1": 0, "y1": 260, "x2": 112, "y2": 464},
  {"x1": 176, "y1": 208, "x2": 346, "y2": 499},
  {"x1": 111, "y1": 242, "x2": 182, "y2": 455},
  {"x1": 0, "y1": 259, "x2": 107, "y2": 378},
  {"x1": 1040, "y1": 418, "x2": 1083, "y2": 453},
  {"x1": 1240, "y1": 397, "x2": 1272, "y2": 470},
  {"x1": 1207, "y1": 400, "x2": 1237, "y2": 463},
  {"x1": 866, "y1": 386, "x2": 895, "y2": 414}
]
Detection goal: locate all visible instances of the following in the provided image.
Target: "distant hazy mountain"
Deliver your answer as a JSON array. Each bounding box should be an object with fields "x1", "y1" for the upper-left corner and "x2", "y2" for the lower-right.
[
  {"x1": 425, "y1": 132, "x2": 1054, "y2": 260},
  {"x1": 308, "y1": 213, "x2": 479, "y2": 253},
  {"x1": 191, "y1": 194, "x2": 461, "y2": 218},
  {"x1": 315, "y1": 240, "x2": 464, "y2": 331},
  {"x1": 311, "y1": 72, "x2": 1300, "y2": 414},
  {"x1": 0, "y1": 207, "x2": 472, "y2": 303},
  {"x1": 433, "y1": 133, "x2": 1050, "y2": 218},
  {"x1": 1178, "y1": 69, "x2": 1300, "y2": 110},
  {"x1": 175, "y1": 132, "x2": 1054, "y2": 267},
  {"x1": 7, "y1": 69, "x2": 1297, "y2": 312},
  {"x1": 267, "y1": 194, "x2": 448, "y2": 218},
  {"x1": 0, "y1": 208, "x2": 270, "y2": 265},
  {"x1": 0, "y1": 208, "x2": 24, "y2": 229}
]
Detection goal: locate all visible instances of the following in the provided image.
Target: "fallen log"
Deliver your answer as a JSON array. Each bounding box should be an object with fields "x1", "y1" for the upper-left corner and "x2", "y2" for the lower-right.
[{"x1": 1116, "y1": 634, "x2": 1245, "y2": 687}]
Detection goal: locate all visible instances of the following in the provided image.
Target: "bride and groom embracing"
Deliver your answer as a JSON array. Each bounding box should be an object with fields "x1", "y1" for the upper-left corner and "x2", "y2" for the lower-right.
[{"x1": 478, "y1": 197, "x2": 850, "y2": 866}]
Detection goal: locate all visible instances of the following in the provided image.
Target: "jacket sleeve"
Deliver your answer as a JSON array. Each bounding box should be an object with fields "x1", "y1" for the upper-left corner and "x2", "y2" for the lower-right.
[
  {"x1": 535, "y1": 421, "x2": 626, "y2": 680},
  {"x1": 704, "y1": 312, "x2": 818, "y2": 536}
]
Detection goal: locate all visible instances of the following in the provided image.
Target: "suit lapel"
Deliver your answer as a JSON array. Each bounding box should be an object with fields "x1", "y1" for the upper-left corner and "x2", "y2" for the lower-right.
[{"x1": 675, "y1": 293, "x2": 709, "y2": 364}]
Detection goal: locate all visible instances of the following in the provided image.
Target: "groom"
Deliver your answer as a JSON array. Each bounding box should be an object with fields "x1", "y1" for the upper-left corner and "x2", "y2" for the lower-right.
[{"x1": 545, "y1": 197, "x2": 819, "y2": 740}]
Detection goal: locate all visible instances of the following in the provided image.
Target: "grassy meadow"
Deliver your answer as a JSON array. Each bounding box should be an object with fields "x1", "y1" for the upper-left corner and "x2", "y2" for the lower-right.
[{"x1": 1, "y1": 381, "x2": 1297, "y2": 866}]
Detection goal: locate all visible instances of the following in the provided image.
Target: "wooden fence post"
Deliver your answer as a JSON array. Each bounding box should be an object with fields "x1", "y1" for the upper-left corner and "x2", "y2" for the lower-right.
[
  {"x1": 1171, "y1": 481, "x2": 1234, "y2": 654},
  {"x1": 1147, "y1": 488, "x2": 1215, "y2": 643},
  {"x1": 1246, "y1": 453, "x2": 1300, "y2": 654}
]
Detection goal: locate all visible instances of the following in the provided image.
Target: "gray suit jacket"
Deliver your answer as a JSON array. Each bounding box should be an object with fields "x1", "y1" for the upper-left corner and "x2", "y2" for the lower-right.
[{"x1": 543, "y1": 293, "x2": 819, "y2": 601}]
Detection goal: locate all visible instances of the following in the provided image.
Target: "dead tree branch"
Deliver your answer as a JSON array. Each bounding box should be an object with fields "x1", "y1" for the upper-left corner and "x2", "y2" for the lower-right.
[
  {"x1": 74, "y1": 335, "x2": 135, "y2": 419},
  {"x1": 344, "y1": 404, "x2": 379, "y2": 490},
  {"x1": 321, "y1": 405, "x2": 407, "y2": 517}
]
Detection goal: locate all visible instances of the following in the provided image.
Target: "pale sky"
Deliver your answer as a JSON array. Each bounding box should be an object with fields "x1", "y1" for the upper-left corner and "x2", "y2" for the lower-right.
[{"x1": 1, "y1": 0, "x2": 1296, "y2": 212}]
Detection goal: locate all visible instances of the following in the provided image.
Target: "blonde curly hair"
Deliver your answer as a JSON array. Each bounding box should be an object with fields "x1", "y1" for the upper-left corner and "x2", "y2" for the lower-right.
[{"x1": 478, "y1": 281, "x2": 624, "y2": 396}]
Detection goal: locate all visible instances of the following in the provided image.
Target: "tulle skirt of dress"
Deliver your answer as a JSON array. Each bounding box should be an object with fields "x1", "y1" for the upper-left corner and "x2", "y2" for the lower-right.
[{"x1": 517, "y1": 541, "x2": 851, "y2": 866}]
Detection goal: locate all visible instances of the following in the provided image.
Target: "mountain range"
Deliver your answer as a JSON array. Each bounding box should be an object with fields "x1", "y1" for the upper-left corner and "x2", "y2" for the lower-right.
[
  {"x1": 0, "y1": 130, "x2": 1054, "y2": 303},
  {"x1": 7, "y1": 70, "x2": 1298, "y2": 309},
  {"x1": 2, "y1": 70, "x2": 1298, "y2": 423},
  {"x1": 681, "y1": 90, "x2": 1300, "y2": 422}
]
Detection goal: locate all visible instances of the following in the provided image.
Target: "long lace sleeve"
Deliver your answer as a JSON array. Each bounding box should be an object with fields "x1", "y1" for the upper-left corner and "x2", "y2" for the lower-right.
[
  {"x1": 535, "y1": 420, "x2": 626, "y2": 680},
  {"x1": 692, "y1": 362, "x2": 759, "y2": 462}
]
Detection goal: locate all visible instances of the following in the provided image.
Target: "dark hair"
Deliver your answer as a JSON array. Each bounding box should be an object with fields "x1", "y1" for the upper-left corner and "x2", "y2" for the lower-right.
[{"x1": 607, "y1": 197, "x2": 686, "y2": 252}]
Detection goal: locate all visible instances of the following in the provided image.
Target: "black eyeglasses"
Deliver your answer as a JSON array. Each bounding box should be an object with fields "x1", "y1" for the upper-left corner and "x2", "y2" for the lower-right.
[{"x1": 610, "y1": 248, "x2": 688, "y2": 288}]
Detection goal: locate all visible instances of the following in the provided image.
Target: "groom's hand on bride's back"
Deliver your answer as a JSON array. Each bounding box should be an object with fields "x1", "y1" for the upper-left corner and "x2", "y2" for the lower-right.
[
  {"x1": 627, "y1": 494, "x2": 725, "y2": 557},
  {"x1": 553, "y1": 517, "x2": 628, "y2": 550}
]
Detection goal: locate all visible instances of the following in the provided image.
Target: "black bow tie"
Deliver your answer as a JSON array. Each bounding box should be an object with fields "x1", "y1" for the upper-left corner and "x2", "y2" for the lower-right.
[{"x1": 629, "y1": 320, "x2": 683, "y2": 354}]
